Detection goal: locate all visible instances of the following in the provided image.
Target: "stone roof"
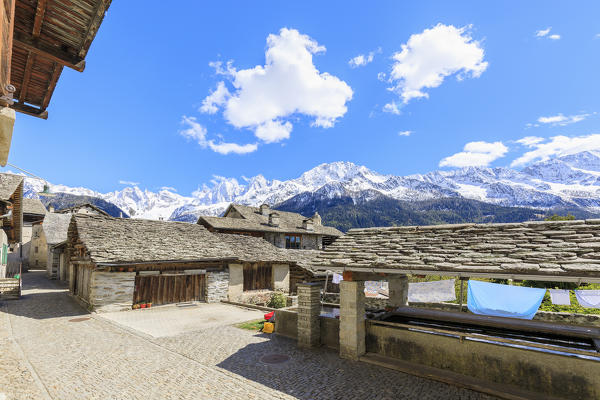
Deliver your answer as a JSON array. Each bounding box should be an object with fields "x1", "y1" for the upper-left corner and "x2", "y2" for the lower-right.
[
  {"x1": 70, "y1": 214, "x2": 295, "y2": 265},
  {"x1": 22, "y1": 198, "x2": 47, "y2": 216},
  {"x1": 56, "y1": 203, "x2": 109, "y2": 217},
  {"x1": 284, "y1": 249, "x2": 324, "y2": 275},
  {"x1": 0, "y1": 173, "x2": 23, "y2": 201},
  {"x1": 198, "y1": 204, "x2": 342, "y2": 236},
  {"x1": 42, "y1": 213, "x2": 71, "y2": 245},
  {"x1": 314, "y1": 220, "x2": 600, "y2": 279}
]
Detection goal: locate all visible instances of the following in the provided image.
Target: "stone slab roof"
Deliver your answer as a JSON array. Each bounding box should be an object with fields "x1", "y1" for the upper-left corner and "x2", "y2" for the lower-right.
[
  {"x1": 313, "y1": 220, "x2": 600, "y2": 280},
  {"x1": 0, "y1": 173, "x2": 23, "y2": 201},
  {"x1": 22, "y1": 198, "x2": 47, "y2": 216},
  {"x1": 199, "y1": 204, "x2": 342, "y2": 236},
  {"x1": 56, "y1": 203, "x2": 109, "y2": 217},
  {"x1": 42, "y1": 213, "x2": 71, "y2": 245},
  {"x1": 70, "y1": 214, "x2": 296, "y2": 265}
]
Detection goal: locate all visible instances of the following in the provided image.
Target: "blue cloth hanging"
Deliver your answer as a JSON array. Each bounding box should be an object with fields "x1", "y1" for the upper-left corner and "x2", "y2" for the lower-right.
[{"x1": 467, "y1": 280, "x2": 546, "y2": 320}]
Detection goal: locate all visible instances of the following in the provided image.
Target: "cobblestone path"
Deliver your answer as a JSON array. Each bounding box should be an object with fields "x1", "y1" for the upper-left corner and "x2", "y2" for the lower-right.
[{"x1": 0, "y1": 271, "x2": 497, "y2": 400}]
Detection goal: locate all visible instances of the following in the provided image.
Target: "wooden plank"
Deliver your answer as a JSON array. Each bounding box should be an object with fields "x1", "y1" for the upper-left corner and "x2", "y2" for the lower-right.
[
  {"x1": 0, "y1": 0, "x2": 16, "y2": 105},
  {"x1": 10, "y1": 101, "x2": 48, "y2": 118},
  {"x1": 13, "y1": 30, "x2": 85, "y2": 72},
  {"x1": 40, "y1": 62, "x2": 62, "y2": 109},
  {"x1": 32, "y1": 0, "x2": 48, "y2": 38}
]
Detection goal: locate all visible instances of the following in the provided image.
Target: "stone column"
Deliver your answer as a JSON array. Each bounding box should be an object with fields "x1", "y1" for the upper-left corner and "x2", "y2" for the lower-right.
[
  {"x1": 388, "y1": 275, "x2": 409, "y2": 309},
  {"x1": 297, "y1": 282, "x2": 321, "y2": 348},
  {"x1": 339, "y1": 280, "x2": 365, "y2": 360}
]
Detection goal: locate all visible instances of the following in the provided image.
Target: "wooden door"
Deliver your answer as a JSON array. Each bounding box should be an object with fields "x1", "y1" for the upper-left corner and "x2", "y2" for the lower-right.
[{"x1": 133, "y1": 274, "x2": 206, "y2": 306}]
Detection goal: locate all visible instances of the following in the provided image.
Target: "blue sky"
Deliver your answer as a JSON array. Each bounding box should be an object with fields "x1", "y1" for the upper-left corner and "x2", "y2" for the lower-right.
[{"x1": 3, "y1": 1, "x2": 600, "y2": 194}]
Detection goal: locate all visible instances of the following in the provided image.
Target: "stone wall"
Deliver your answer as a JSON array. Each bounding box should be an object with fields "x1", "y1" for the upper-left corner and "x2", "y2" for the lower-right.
[
  {"x1": 366, "y1": 321, "x2": 600, "y2": 399},
  {"x1": 28, "y1": 224, "x2": 47, "y2": 269},
  {"x1": 272, "y1": 264, "x2": 289, "y2": 292},
  {"x1": 228, "y1": 263, "x2": 243, "y2": 301},
  {"x1": 89, "y1": 271, "x2": 136, "y2": 313},
  {"x1": 206, "y1": 270, "x2": 229, "y2": 303}
]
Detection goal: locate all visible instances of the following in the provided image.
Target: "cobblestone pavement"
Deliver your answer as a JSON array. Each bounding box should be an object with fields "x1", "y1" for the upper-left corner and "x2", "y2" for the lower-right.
[{"x1": 0, "y1": 271, "x2": 498, "y2": 400}]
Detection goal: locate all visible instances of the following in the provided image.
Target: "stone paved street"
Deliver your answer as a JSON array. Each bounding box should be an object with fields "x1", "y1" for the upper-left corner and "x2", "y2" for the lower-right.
[{"x1": 0, "y1": 271, "x2": 498, "y2": 400}]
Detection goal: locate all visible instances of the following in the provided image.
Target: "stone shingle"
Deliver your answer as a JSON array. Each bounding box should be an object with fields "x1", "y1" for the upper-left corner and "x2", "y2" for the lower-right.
[
  {"x1": 314, "y1": 220, "x2": 600, "y2": 278},
  {"x1": 70, "y1": 214, "x2": 296, "y2": 265}
]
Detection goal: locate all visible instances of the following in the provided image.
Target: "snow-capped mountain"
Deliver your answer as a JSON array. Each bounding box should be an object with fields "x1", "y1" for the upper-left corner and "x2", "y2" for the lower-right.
[{"x1": 19, "y1": 151, "x2": 600, "y2": 221}]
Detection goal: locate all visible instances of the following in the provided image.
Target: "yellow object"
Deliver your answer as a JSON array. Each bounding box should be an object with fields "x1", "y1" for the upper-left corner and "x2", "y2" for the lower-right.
[{"x1": 263, "y1": 322, "x2": 274, "y2": 333}]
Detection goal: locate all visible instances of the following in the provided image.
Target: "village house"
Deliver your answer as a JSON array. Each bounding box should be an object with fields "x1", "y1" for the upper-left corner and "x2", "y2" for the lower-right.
[
  {"x1": 19, "y1": 198, "x2": 46, "y2": 271},
  {"x1": 66, "y1": 214, "x2": 309, "y2": 312},
  {"x1": 55, "y1": 203, "x2": 109, "y2": 216},
  {"x1": 198, "y1": 204, "x2": 342, "y2": 250},
  {"x1": 0, "y1": 173, "x2": 23, "y2": 277},
  {"x1": 27, "y1": 212, "x2": 70, "y2": 279}
]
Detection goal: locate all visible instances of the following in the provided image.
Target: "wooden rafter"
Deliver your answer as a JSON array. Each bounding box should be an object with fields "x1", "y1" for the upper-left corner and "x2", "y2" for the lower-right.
[
  {"x1": 41, "y1": 62, "x2": 62, "y2": 110},
  {"x1": 32, "y1": 0, "x2": 47, "y2": 38},
  {"x1": 11, "y1": 102, "x2": 48, "y2": 119},
  {"x1": 13, "y1": 31, "x2": 85, "y2": 72},
  {"x1": 18, "y1": 51, "x2": 35, "y2": 102}
]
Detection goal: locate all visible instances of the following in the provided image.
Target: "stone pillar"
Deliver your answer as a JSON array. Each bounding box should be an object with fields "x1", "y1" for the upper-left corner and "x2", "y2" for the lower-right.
[
  {"x1": 339, "y1": 280, "x2": 365, "y2": 360},
  {"x1": 297, "y1": 282, "x2": 321, "y2": 348},
  {"x1": 388, "y1": 275, "x2": 409, "y2": 309}
]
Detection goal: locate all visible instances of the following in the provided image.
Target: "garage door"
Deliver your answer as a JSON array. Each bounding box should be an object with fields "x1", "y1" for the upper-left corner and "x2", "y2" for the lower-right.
[{"x1": 133, "y1": 274, "x2": 206, "y2": 306}]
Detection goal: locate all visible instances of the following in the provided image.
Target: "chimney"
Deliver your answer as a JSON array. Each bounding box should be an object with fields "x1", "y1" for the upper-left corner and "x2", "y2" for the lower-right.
[
  {"x1": 260, "y1": 204, "x2": 270, "y2": 216},
  {"x1": 312, "y1": 212, "x2": 321, "y2": 226},
  {"x1": 119, "y1": 211, "x2": 123, "y2": 218},
  {"x1": 303, "y1": 218, "x2": 314, "y2": 231},
  {"x1": 269, "y1": 212, "x2": 280, "y2": 227},
  {"x1": 49, "y1": 205, "x2": 55, "y2": 213}
]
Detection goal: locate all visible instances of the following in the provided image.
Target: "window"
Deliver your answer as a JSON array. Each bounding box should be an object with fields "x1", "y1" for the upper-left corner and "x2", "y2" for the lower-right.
[
  {"x1": 35, "y1": 246, "x2": 38, "y2": 253},
  {"x1": 285, "y1": 234, "x2": 301, "y2": 249}
]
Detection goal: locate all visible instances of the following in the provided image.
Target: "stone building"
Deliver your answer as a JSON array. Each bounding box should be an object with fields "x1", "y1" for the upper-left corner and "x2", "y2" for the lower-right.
[
  {"x1": 67, "y1": 214, "x2": 302, "y2": 312},
  {"x1": 198, "y1": 204, "x2": 342, "y2": 250},
  {"x1": 19, "y1": 198, "x2": 46, "y2": 271},
  {"x1": 0, "y1": 173, "x2": 23, "y2": 277},
  {"x1": 298, "y1": 219, "x2": 600, "y2": 399}
]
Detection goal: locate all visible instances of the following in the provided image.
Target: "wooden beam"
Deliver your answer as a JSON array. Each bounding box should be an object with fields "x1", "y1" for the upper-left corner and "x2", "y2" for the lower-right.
[
  {"x1": 10, "y1": 102, "x2": 48, "y2": 119},
  {"x1": 18, "y1": 51, "x2": 35, "y2": 102},
  {"x1": 32, "y1": 0, "x2": 47, "y2": 38},
  {"x1": 342, "y1": 270, "x2": 405, "y2": 282},
  {"x1": 13, "y1": 31, "x2": 85, "y2": 72},
  {"x1": 78, "y1": 0, "x2": 112, "y2": 58},
  {"x1": 41, "y1": 62, "x2": 62, "y2": 110}
]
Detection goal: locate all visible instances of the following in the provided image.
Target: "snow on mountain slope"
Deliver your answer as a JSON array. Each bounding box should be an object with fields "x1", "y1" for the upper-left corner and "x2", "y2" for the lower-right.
[{"x1": 17, "y1": 151, "x2": 600, "y2": 221}]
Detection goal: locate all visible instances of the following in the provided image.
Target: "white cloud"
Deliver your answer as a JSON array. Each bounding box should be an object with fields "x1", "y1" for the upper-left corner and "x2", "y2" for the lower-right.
[
  {"x1": 119, "y1": 180, "x2": 139, "y2": 186},
  {"x1": 511, "y1": 134, "x2": 600, "y2": 166},
  {"x1": 535, "y1": 27, "x2": 560, "y2": 40},
  {"x1": 254, "y1": 120, "x2": 293, "y2": 143},
  {"x1": 536, "y1": 27, "x2": 551, "y2": 37},
  {"x1": 515, "y1": 136, "x2": 544, "y2": 147},
  {"x1": 596, "y1": 33, "x2": 600, "y2": 39},
  {"x1": 200, "y1": 81, "x2": 230, "y2": 114},
  {"x1": 383, "y1": 101, "x2": 401, "y2": 115},
  {"x1": 201, "y1": 28, "x2": 353, "y2": 146},
  {"x1": 180, "y1": 116, "x2": 257, "y2": 155},
  {"x1": 387, "y1": 23, "x2": 488, "y2": 105},
  {"x1": 528, "y1": 112, "x2": 592, "y2": 127},
  {"x1": 348, "y1": 48, "x2": 381, "y2": 68},
  {"x1": 207, "y1": 141, "x2": 258, "y2": 155},
  {"x1": 439, "y1": 141, "x2": 508, "y2": 168},
  {"x1": 398, "y1": 130, "x2": 412, "y2": 136}
]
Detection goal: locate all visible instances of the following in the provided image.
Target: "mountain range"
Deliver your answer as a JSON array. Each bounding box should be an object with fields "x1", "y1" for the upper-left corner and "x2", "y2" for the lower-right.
[{"x1": 20, "y1": 150, "x2": 600, "y2": 228}]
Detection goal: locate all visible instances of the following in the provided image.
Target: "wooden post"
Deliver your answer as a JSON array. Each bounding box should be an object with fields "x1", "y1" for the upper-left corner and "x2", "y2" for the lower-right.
[{"x1": 459, "y1": 279, "x2": 464, "y2": 311}]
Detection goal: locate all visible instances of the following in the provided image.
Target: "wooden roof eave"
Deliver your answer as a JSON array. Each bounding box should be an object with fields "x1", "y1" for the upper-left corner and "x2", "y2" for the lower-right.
[{"x1": 313, "y1": 266, "x2": 600, "y2": 284}]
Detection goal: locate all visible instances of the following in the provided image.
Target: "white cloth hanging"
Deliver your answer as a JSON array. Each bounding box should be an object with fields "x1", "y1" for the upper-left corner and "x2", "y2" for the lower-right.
[
  {"x1": 332, "y1": 273, "x2": 343, "y2": 284},
  {"x1": 548, "y1": 289, "x2": 570, "y2": 306},
  {"x1": 574, "y1": 290, "x2": 600, "y2": 308}
]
